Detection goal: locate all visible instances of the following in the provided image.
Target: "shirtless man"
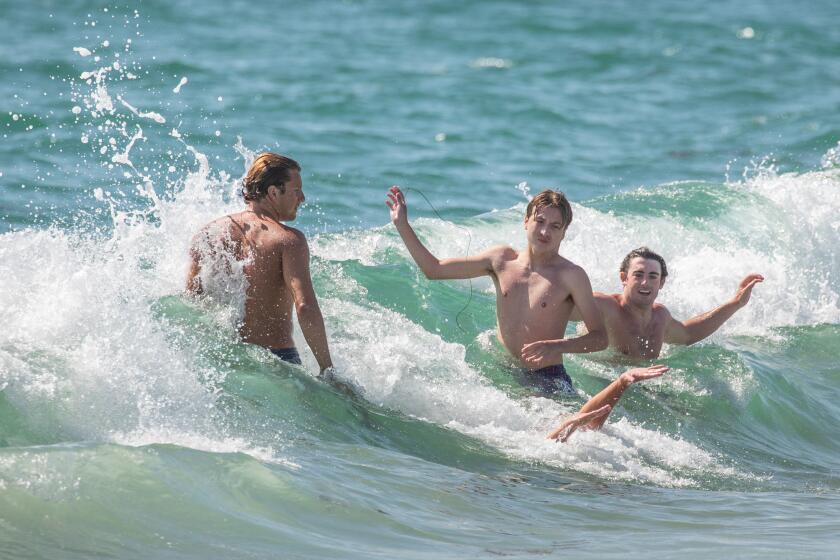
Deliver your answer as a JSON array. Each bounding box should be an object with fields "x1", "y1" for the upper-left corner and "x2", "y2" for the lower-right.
[
  {"x1": 567, "y1": 247, "x2": 764, "y2": 360},
  {"x1": 186, "y1": 152, "x2": 333, "y2": 373},
  {"x1": 386, "y1": 186, "x2": 607, "y2": 393}
]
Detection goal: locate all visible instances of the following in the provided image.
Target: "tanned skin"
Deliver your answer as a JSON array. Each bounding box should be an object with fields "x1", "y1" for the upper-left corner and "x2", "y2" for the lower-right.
[
  {"x1": 386, "y1": 186, "x2": 607, "y2": 370},
  {"x1": 547, "y1": 365, "x2": 669, "y2": 441},
  {"x1": 567, "y1": 257, "x2": 763, "y2": 360},
  {"x1": 186, "y1": 169, "x2": 333, "y2": 373}
]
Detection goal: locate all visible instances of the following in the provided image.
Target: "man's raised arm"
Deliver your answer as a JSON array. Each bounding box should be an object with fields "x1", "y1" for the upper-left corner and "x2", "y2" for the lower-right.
[
  {"x1": 386, "y1": 185, "x2": 494, "y2": 280},
  {"x1": 283, "y1": 231, "x2": 333, "y2": 373},
  {"x1": 664, "y1": 273, "x2": 764, "y2": 345}
]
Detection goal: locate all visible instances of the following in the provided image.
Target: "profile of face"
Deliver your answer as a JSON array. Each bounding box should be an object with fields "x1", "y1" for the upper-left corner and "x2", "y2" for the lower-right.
[
  {"x1": 524, "y1": 206, "x2": 567, "y2": 255},
  {"x1": 620, "y1": 257, "x2": 665, "y2": 306},
  {"x1": 267, "y1": 170, "x2": 305, "y2": 221}
]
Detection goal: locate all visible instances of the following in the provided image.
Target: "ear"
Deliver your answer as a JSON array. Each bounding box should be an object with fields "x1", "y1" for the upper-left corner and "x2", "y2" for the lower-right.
[
  {"x1": 620, "y1": 271, "x2": 628, "y2": 285},
  {"x1": 659, "y1": 276, "x2": 666, "y2": 289}
]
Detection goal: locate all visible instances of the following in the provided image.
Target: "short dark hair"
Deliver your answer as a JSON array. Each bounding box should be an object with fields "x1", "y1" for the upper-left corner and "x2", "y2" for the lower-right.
[
  {"x1": 241, "y1": 152, "x2": 300, "y2": 201},
  {"x1": 620, "y1": 247, "x2": 668, "y2": 279},
  {"x1": 525, "y1": 190, "x2": 573, "y2": 230}
]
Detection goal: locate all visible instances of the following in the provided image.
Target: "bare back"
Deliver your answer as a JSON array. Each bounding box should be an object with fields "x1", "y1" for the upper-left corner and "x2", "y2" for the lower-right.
[
  {"x1": 189, "y1": 211, "x2": 301, "y2": 348},
  {"x1": 490, "y1": 248, "x2": 580, "y2": 366}
]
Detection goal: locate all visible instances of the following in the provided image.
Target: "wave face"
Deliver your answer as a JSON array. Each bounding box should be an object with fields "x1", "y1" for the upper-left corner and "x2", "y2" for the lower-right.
[
  {"x1": 2, "y1": 1, "x2": 840, "y2": 558},
  {"x1": 3, "y1": 161, "x2": 840, "y2": 558}
]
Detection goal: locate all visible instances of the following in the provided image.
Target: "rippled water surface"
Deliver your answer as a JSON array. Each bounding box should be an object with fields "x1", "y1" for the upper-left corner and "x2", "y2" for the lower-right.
[{"x1": 1, "y1": 1, "x2": 839, "y2": 558}]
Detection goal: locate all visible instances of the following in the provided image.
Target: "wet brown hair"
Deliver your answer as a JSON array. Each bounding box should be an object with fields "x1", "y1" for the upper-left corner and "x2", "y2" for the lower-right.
[
  {"x1": 241, "y1": 152, "x2": 300, "y2": 201},
  {"x1": 620, "y1": 247, "x2": 668, "y2": 279},
  {"x1": 525, "y1": 190, "x2": 573, "y2": 230}
]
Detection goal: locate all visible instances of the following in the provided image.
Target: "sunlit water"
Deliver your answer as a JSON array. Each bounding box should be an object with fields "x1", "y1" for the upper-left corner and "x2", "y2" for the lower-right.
[{"x1": 1, "y1": 2, "x2": 839, "y2": 558}]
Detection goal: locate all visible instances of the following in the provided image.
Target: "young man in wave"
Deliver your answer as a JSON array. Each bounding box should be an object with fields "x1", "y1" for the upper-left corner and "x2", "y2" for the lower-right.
[
  {"x1": 387, "y1": 186, "x2": 607, "y2": 392},
  {"x1": 386, "y1": 187, "x2": 668, "y2": 441},
  {"x1": 563, "y1": 247, "x2": 764, "y2": 360},
  {"x1": 187, "y1": 152, "x2": 333, "y2": 374}
]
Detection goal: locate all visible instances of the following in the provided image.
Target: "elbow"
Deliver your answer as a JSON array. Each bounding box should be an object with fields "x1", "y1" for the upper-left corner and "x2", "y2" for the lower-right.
[
  {"x1": 419, "y1": 262, "x2": 443, "y2": 280},
  {"x1": 295, "y1": 301, "x2": 323, "y2": 320}
]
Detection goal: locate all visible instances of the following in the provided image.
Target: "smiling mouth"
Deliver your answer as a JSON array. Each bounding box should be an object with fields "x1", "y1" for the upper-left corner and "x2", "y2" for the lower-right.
[{"x1": 638, "y1": 289, "x2": 651, "y2": 295}]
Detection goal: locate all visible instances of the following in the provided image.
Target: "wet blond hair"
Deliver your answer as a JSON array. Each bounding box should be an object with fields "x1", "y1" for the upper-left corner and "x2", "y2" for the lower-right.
[
  {"x1": 525, "y1": 189, "x2": 573, "y2": 229},
  {"x1": 241, "y1": 152, "x2": 300, "y2": 201}
]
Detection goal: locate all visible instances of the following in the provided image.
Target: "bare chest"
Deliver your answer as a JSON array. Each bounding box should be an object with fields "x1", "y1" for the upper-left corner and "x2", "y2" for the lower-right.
[
  {"x1": 610, "y1": 314, "x2": 666, "y2": 358},
  {"x1": 496, "y1": 267, "x2": 572, "y2": 313}
]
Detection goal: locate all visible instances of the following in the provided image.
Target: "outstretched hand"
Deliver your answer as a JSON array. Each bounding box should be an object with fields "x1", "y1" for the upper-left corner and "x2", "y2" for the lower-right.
[
  {"x1": 618, "y1": 364, "x2": 669, "y2": 385},
  {"x1": 386, "y1": 185, "x2": 408, "y2": 225},
  {"x1": 548, "y1": 405, "x2": 612, "y2": 442},
  {"x1": 733, "y1": 273, "x2": 764, "y2": 308}
]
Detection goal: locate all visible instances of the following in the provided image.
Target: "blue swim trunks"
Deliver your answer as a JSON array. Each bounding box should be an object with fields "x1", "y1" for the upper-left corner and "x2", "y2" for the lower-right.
[
  {"x1": 270, "y1": 347, "x2": 302, "y2": 365},
  {"x1": 520, "y1": 363, "x2": 574, "y2": 394}
]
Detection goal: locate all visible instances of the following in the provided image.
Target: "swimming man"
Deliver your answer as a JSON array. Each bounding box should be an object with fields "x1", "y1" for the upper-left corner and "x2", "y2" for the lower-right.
[
  {"x1": 386, "y1": 186, "x2": 607, "y2": 392},
  {"x1": 187, "y1": 152, "x2": 333, "y2": 373},
  {"x1": 564, "y1": 246, "x2": 763, "y2": 360}
]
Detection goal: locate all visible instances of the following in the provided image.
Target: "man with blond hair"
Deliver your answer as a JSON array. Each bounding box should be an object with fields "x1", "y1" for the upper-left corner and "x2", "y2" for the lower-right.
[{"x1": 187, "y1": 153, "x2": 333, "y2": 373}]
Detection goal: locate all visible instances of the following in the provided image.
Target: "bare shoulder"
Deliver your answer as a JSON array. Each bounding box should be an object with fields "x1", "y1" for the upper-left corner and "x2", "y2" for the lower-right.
[
  {"x1": 595, "y1": 292, "x2": 621, "y2": 308},
  {"x1": 490, "y1": 244, "x2": 517, "y2": 258},
  {"x1": 485, "y1": 244, "x2": 518, "y2": 265},
  {"x1": 277, "y1": 224, "x2": 306, "y2": 242},
  {"x1": 273, "y1": 224, "x2": 309, "y2": 255},
  {"x1": 191, "y1": 215, "x2": 238, "y2": 246},
  {"x1": 652, "y1": 302, "x2": 673, "y2": 320},
  {"x1": 555, "y1": 257, "x2": 589, "y2": 280}
]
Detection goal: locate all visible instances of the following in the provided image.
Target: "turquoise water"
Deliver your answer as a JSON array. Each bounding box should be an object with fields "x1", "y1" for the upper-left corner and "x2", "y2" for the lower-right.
[{"x1": 2, "y1": 1, "x2": 840, "y2": 558}]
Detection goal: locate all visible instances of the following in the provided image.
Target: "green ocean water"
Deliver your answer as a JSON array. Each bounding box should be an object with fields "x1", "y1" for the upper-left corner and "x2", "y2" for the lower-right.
[{"x1": 2, "y1": 1, "x2": 840, "y2": 558}]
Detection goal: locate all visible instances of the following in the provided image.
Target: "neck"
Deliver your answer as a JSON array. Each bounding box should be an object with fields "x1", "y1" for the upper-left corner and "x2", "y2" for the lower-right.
[
  {"x1": 525, "y1": 245, "x2": 556, "y2": 267},
  {"x1": 246, "y1": 201, "x2": 284, "y2": 223},
  {"x1": 618, "y1": 292, "x2": 653, "y2": 320}
]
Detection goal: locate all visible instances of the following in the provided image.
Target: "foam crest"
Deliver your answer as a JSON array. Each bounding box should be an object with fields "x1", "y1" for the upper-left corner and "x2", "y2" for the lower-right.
[
  {"x1": 314, "y1": 295, "x2": 733, "y2": 486},
  {"x1": 320, "y1": 170, "x2": 840, "y2": 336},
  {"x1": 0, "y1": 228, "x2": 220, "y2": 439}
]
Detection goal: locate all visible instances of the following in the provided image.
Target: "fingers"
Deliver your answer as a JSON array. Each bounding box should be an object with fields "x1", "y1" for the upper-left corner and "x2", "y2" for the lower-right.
[
  {"x1": 582, "y1": 405, "x2": 611, "y2": 421},
  {"x1": 550, "y1": 405, "x2": 612, "y2": 442},
  {"x1": 740, "y1": 273, "x2": 764, "y2": 288},
  {"x1": 520, "y1": 343, "x2": 547, "y2": 366},
  {"x1": 642, "y1": 364, "x2": 669, "y2": 378},
  {"x1": 389, "y1": 185, "x2": 405, "y2": 201}
]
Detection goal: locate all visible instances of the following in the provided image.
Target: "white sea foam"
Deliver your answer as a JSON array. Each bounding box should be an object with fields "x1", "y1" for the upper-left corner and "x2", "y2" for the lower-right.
[
  {"x1": 173, "y1": 76, "x2": 188, "y2": 93},
  {"x1": 315, "y1": 168, "x2": 840, "y2": 337},
  {"x1": 117, "y1": 95, "x2": 167, "y2": 124},
  {"x1": 10, "y1": 52, "x2": 839, "y2": 488}
]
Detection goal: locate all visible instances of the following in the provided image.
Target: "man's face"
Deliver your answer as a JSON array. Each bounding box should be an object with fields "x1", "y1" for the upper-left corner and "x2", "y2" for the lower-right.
[
  {"x1": 269, "y1": 170, "x2": 305, "y2": 221},
  {"x1": 621, "y1": 257, "x2": 664, "y2": 307},
  {"x1": 524, "y1": 206, "x2": 567, "y2": 255}
]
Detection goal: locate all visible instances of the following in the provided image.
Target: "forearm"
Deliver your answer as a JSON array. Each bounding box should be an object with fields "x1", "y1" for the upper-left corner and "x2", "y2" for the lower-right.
[
  {"x1": 536, "y1": 329, "x2": 608, "y2": 360},
  {"x1": 682, "y1": 300, "x2": 741, "y2": 344},
  {"x1": 394, "y1": 221, "x2": 442, "y2": 278},
  {"x1": 296, "y1": 304, "x2": 333, "y2": 372},
  {"x1": 557, "y1": 328, "x2": 609, "y2": 354}
]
